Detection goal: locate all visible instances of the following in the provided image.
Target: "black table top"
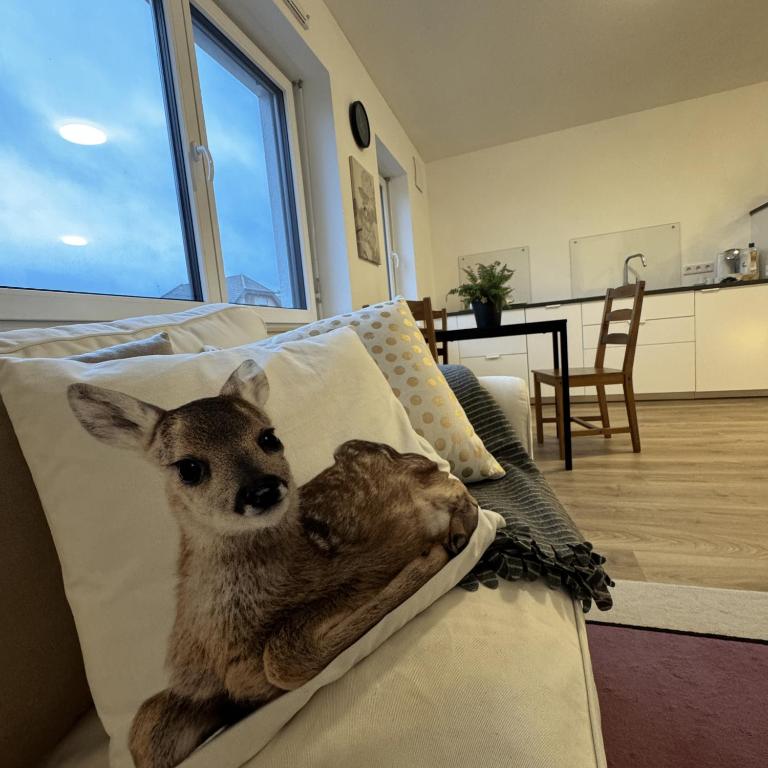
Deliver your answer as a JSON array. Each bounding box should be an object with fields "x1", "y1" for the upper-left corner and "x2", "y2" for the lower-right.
[{"x1": 436, "y1": 318, "x2": 566, "y2": 342}]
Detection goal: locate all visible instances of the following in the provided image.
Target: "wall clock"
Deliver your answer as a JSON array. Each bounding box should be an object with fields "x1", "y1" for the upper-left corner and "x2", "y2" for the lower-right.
[{"x1": 349, "y1": 100, "x2": 371, "y2": 149}]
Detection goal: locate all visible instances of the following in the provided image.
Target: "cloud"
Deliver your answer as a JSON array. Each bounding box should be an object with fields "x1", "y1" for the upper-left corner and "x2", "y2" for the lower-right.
[{"x1": 0, "y1": 0, "x2": 288, "y2": 298}]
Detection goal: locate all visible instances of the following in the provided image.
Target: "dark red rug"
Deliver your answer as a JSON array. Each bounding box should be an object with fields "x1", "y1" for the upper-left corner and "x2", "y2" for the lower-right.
[{"x1": 586, "y1": 623, "x2": 768, "y2": 768}]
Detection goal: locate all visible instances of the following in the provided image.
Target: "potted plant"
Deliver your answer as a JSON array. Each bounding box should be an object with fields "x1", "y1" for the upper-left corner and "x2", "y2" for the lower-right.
[{"x1": 448, "y1": 261, "x2": 515, "y2": 328}]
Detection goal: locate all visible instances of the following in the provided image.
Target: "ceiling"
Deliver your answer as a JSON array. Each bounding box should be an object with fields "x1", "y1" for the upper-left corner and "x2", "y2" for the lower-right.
[{"x1": 324, "y1": 0, "x2": 768, "y2": 161}]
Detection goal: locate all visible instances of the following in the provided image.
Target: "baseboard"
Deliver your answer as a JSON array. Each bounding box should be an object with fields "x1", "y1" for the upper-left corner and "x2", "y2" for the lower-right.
[
  {"x1": 533, "y1": 391, "x2": 768, "y2": 404},
  {"x1": 693, "y1": 389, "x2": 768, "y2": 399}
]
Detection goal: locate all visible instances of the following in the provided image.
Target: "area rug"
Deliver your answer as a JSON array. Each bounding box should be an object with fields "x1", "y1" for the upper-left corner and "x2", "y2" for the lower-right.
[
  {"x1": 586, "y1": 623, "x2": 768, "y2": 768},
  {"x1": 587, "y1": 579, "x2": 768, "y2": 640}
]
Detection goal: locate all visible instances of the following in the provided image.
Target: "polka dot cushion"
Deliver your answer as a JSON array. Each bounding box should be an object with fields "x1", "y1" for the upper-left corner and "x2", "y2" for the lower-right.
[{"x1": 266, "y1": 297, "x2": 504, "y2": 483}]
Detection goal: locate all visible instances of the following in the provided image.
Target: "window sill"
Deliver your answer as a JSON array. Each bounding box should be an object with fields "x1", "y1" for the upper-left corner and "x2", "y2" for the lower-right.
[{"x1": 0, "y1": 287, "x2": 316, "y2": 328}]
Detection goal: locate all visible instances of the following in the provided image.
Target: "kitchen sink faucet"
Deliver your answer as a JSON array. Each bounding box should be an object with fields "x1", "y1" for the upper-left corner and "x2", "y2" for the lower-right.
[{"x1": 623, "y1": 253, "x2": 647, "y2": 285}]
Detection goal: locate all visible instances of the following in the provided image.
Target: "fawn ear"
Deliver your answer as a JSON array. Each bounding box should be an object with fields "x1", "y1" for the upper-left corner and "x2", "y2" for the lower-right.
[
  {"x1": 220, "y1": 360, "x2": 269, "y2": 407},
  {"x1": 67, "y1": 383, "x2": 164, "y2": 451}
]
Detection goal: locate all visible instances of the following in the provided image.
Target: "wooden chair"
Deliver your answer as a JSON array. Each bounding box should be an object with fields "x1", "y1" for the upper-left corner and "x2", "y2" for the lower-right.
[
  {"x1": 432, "y1": 307, "x2": 449, "y2": 364},
  {"x1": 532, "y1": 281, "x2": 645, "y2": 457},
  {"x1": 406, "y1": 297, "x2": 449, "y2": 364}
]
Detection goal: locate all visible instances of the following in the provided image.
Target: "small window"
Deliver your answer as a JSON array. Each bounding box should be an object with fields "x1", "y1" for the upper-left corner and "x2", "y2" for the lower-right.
[
  {"x1": 192, "y1": 13, "x2": 306, "y2": 310},
  {"x1": 0, "y1": 0, "x2": 198, "y2": 300}
]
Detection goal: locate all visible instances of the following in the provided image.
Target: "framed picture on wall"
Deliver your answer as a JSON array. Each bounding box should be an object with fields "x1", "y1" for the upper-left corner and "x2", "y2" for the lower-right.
[{"x1": 349, "y1": 156, "x2": 381, "y2": 265}]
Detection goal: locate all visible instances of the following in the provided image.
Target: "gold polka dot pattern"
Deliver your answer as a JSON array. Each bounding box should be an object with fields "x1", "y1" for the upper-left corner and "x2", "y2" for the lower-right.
[{"x1": 263, "y1": 297, "x2": 504, "y2": 483}]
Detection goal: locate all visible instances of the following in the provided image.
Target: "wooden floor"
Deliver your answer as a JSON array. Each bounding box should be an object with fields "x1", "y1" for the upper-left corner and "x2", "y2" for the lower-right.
[{"x1": 536, "y1": 397, "x2": 768, "y2": 592}]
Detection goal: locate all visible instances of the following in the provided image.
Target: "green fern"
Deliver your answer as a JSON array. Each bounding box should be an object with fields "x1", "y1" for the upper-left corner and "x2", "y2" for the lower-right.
[{"x1": 448, "y1": 261, "x2": 515, "y2": 310}]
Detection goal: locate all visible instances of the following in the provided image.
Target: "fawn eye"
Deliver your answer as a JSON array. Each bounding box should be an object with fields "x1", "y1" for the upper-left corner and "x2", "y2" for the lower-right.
[
  {"x1": 175, "y1": 459, "x2": 207, "y2": 486},
  {"x1": 258, "y1": 428, "x2": 282, "y2": 453}
]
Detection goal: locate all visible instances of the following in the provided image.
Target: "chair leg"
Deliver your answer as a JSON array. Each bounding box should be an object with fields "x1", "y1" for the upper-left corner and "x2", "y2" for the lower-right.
[
  {"x1": 533, "y1": 376, "x2": 544, "y2": 445},
  {"x1": 623, "y1": 378, "x2": 641, "y2": 452},
  {"x1": 554, "y1": 382, "x2": 565, "y2": 461},
  {"x1": 596, "y1": 384, "x2": 611, "y2": 439}
]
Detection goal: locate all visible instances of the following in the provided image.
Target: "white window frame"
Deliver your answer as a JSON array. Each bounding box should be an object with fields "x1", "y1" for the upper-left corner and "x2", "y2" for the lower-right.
[
  {"x1": 378, "y1": 174, "x2": 399, "y2": 299},
  {"x1": 0, "y1": 0, "x2": 317, "y2": 327}
]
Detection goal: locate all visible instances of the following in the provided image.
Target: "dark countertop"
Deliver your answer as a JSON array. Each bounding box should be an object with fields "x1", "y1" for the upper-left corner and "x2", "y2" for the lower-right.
[{"x1": 447, "y1": 277, "x2": 768, "y2": 316}]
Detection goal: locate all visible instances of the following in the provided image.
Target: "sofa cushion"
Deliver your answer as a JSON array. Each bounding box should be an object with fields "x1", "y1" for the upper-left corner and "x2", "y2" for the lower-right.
[
  {"x1": 0, "y1": 328, "x2": 496, "y2": 768},
  {"x1": 41, "y1": 581, "x2": 606, "y2": 768},
  {"x1": 67, "y1": 332, "x2": 173, "y2": 362},
  {"x1": 0, "y1": 302, "x2": 267, "y2": 358}
]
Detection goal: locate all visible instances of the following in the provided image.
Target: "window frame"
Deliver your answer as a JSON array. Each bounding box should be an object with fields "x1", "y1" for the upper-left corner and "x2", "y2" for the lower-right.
[
  {"x1": 378, "y1": 174, "x2": 399, "y2": 299},
  {"x1": 0, "y1": 0, "x2": 317, "y2": 326}
]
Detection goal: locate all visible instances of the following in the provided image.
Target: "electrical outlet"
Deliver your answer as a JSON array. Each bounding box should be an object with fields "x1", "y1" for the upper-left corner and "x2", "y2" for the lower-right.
[{"x1": 683, "y1": 262, "x2": 715, "y2": 275}]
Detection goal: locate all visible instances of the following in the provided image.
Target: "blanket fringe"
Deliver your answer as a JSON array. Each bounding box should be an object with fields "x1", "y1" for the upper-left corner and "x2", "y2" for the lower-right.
[{"x1": 460, "y1": 537, "x2": 614, "y2": 612}]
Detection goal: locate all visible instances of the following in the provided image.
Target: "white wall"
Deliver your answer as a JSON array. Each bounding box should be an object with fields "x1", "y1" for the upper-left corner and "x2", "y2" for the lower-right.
[
  {"x1": 290, "y1": 0, "x2": 434, "y2": 311},
  {"x1": 222, "y1": 0, "x2": 434, "y2": 315},
  {"x1": 428, "y1": 82, "x2": 768, "y2": 309}
]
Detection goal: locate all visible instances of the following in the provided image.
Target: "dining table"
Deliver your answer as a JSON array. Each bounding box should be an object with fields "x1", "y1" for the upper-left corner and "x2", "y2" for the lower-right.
[{"x1": 436, "y1": 318, "x2": 573, "y2": 470}]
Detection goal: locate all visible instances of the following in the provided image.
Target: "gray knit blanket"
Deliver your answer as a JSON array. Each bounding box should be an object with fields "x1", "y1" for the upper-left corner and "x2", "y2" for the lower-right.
[{"x1": 441, "y1": 365, "x2": 614, "y2": 611}]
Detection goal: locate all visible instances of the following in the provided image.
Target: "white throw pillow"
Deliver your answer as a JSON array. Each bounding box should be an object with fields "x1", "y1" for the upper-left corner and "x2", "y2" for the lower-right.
[
  {"x1": 265, "y1": 298, "x2": 505, "y2": 483},
  {"x1": 0, "y1": 302, "x2": 267, "y2": 359},
  {"x1": 0, "y1": 329, "x2": 500, "y2": 768}
]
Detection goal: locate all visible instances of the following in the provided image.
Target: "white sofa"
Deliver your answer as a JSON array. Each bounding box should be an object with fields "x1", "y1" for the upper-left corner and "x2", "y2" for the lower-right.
[{"x1": 0, "y1": 304, "x2": 603, "y2": 768}]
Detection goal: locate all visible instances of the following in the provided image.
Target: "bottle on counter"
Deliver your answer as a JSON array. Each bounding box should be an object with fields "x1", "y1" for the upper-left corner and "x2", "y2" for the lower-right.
[{"x1": 746, "y1": 243, "x2": 760, "y2": 280}]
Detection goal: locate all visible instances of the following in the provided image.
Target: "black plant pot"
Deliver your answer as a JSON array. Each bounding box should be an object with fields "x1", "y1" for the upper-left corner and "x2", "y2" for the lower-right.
[{"x1": 471, "y1": 299, "x2": 502, "y2": 329}]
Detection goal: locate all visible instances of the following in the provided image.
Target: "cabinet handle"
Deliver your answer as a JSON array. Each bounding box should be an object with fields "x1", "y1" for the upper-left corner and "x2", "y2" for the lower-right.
[
  {"x1": 700, "y1": 288, "x2": 720, "y2": 293},
  {"x1": 544, "y1": 304, "x2": 562, "y2": 309},
  {"x1": 484, "y1": 354, "x2": 501, "y2": 360}
]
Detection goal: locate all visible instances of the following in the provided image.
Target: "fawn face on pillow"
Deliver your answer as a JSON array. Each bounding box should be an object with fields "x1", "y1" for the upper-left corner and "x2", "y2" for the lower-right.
[{"x1": 68, "y1": 360, "x2": 297, "y2": 535}]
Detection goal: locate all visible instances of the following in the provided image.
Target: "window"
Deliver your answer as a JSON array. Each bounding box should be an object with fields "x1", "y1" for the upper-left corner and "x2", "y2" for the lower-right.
[
  {"x1": 0, "y1": 0, "x2": 313, "y2": 322},
  {"x1": 0, "y1": 0, "x2": 195, "y2": 300},
  {"x1": 193, "y1": 14, "x2": 305, "y2": 309}
]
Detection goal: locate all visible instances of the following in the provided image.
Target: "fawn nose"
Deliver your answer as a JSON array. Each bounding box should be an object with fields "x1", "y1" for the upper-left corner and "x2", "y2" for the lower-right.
[{"x1": 235, "y1": 475, "x2": 286, "y2": 516}]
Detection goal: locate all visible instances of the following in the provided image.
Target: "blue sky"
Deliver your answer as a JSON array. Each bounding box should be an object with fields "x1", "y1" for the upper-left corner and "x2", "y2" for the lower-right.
[{"x1": 0, "y1": 0, "x2": 285, "y2": 302}]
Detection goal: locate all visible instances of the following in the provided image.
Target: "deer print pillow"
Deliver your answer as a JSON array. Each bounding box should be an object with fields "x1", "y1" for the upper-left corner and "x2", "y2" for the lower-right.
[
  {"x1": 263, "y1": 298, "x2": 505, "y2": 483},
  {"x1": 0, "y1": 328, "x2": 501, "y2": 768}
]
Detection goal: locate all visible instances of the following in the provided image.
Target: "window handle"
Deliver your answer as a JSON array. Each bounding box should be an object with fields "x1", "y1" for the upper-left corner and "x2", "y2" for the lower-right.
[
  {"x1": 192, "y1": 142, "x2": 215, "y2": 182},
  {"x1": 391, "y1": 251, "x2": 400, "y2": 269}
]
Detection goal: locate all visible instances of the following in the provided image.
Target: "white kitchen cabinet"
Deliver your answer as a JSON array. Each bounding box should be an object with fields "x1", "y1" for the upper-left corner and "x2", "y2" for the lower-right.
[
  {"x1": 695, "y1": 284, "x2": 768, "y2": 392},
  {"x1": 459, "y1": 335, "x2": 526, "y2": 358},
  {"x1": 582, "y1": 289, "x2": 696, "y2": 396},
  {"x1": 450, "y1": 308, "x2": 530, "y2": 383},
  {"x1": 581, "y1": 291, "x2": 695, "y2": 324},
  {"x1": 525, "y1": 303, "x2": 585, "y2": 396},
  {"x1": 453, "y1": 310, "x2": 527, "y2": 358},
  {"x1": 444, "y1": 284, "x2": 766, "y2": 396},
  {"x1": 455, "y1": 313, "x2": 477, "y2": 329},
  {"x1": 501, "y1": 308, "x2": 527, "y2": 327},
  {"x1": 459, "y1": 353, "x2": 530, "y2": 381},
  {"x1": 450, "y1": 308, "x2": 526, "y2": 331},
  {"x1": 584, "y1": 342, "x2": 696, "y2": 394},
  {"x1": 582, "y1": 315, "x2": 695, "y2": 348}
]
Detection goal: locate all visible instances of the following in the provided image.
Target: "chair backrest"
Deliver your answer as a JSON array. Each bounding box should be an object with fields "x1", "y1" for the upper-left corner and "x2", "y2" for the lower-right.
[
  {"x1": 406, "y1": 297, "x2": 440, "y2": 363},
  {"x1": 594, "y1": 281, "x2": 646, "y2": 374},
  {"x1": 432, "y1": 306, "x2": 449, "y2": 364}
]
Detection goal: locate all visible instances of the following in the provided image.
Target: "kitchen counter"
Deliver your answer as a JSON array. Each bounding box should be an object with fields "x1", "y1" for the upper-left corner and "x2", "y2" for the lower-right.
[
  {"x1": 445, "y1": 279, "x2": 768, "y2": 399},
  {"x1": 447, "y1": 276, "x2": 768, "y2": 316}
]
